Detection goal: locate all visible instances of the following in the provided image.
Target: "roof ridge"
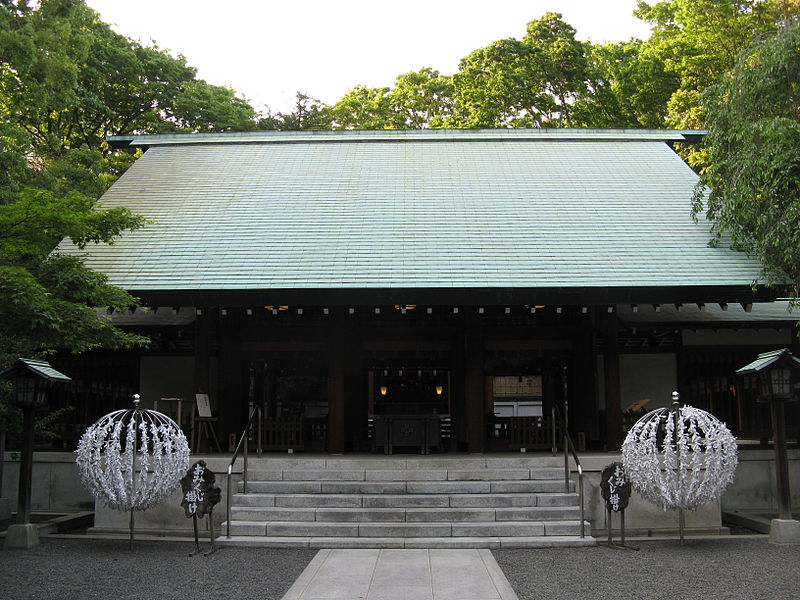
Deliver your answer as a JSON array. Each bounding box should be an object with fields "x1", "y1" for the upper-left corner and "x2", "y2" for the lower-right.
[{"x1": 108, "y1": 128, "x2": 706, "y2": 149}]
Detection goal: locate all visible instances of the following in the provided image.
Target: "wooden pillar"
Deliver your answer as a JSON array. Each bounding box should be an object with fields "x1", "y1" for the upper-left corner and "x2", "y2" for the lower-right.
[
  {"x1": 675, "y1": 328, "x2": 686, "y2": 398},
  {"x1": 543, "y1": 355, "x2": 562, "y2": 422},
  {"x1": 218, "y1": 309, "x2": 244, "y2": 447},
  {"x1": 572, "y1": 310, "x2": 598, "y2": 444},
  {"x1": 192, "y1": 307, "x2": 214, "y2": 451},
  {"x1": 345, "y1": 334, "x2": 365, "y2": 451},
  {"x1": 464, "y1": 313, "x2": 485, "y2": 453},
  {"x1": 451, "y1": 330, "x2": 467, "y2": 451},
  {"x1": 327, "y1": 309, "x2": 346, "y2": 454},
  {"x1": 193, "y1": 307, "x2": 213, "y2": 398},
  {"x1": 603, "y1": 311, "x2": 623, "y2": 451}
]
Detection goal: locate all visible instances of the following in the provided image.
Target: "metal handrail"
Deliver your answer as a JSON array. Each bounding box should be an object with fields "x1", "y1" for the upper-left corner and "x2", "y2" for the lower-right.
[
  {"x1": 226, "y1": 404, "x2": 262, "y2": 538},
  {"x1": 553, "y1": 403, "x2": 586, "y2": 538}
]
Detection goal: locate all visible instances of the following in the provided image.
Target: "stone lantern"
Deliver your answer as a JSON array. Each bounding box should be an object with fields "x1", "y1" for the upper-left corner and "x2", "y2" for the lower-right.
[
  {"x1": 737, "y1": 348, "x2": 800, "y2": 544},
  {"x1": 0, "y1": 358, "x2": 71, "y2": 549}
]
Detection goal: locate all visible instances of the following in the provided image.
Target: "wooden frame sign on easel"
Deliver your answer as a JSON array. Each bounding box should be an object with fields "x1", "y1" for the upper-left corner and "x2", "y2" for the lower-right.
[{"x1": 192, "y1": 393, "x2": 222, "y2": 453}]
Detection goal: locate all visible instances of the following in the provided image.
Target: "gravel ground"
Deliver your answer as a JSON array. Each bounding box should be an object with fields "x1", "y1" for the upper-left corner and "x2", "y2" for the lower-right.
[
  {"x1": 1, "y1": 536, "x2": 799, "y2": 600},
  {"x1": 0, "y1": 537, "x2": 316, "y2": 600},
  {"x1": 493, "y1": 537, "x2": 800, "y2": 600}
]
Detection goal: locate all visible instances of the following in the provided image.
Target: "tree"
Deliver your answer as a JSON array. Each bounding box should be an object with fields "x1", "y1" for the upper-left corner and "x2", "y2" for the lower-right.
[
  {"x1": 450, "y1": 38, "x2": 550, "y2": 127},
  {"x1": 258, "y1": 93, "x2": 333, "y2": 131},
  {"x1": 521, "y1": 13, "x2": 592, "y2": 127},
  {"x1": 0, "y1": 0, "x2": 260, "y2": 367},
  {"x1": 449, "y1": 13, "x2": 593, "y2": 128},
  {"x1": 693, "y1": 22, "x2": 800, "y2": 299},
  {"x1": 1, "y1": 0, "x2": 259, "y2": 191},
  {"x1": 389, "y1": 68, "x2": 454, "y2": 128},
  {"x1": 572, "y1": 40, "x2": 679, "y2": 128},
  {"x1": 635, "y1": 0, "x2": 787, "y2": 128},
  {"x1": 0, "y1": 188, "x2": 147, "y2": 365},
  {"x1": 330, "y1": 85, "x2": 398, "y2": 129},
  {"x1": 325, "y1": 69, "x2": 454, "y2": 130}
]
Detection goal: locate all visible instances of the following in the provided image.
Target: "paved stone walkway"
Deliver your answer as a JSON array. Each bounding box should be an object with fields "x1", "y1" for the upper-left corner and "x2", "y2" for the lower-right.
[{"x1": 280, "y1": 548, "x2": 518, "y2": 600}]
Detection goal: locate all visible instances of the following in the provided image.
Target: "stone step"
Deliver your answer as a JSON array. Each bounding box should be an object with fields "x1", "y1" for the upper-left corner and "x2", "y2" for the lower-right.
[
  {"x1": 245, "y1": 467, "x2": 563, "y2": 482},
  {"x1": 223, "y1": 454, "x2": 590, "y2": 547},
  {"x1": 222, "y1": 520, "x2": 588, "y2": 538},
  {"x1": 215, "y1": 535, "x2": 596, "y2": 549},
  {"x1": 232, "y1": 491, "x2": 579, "y2": 508},
  {"x1": 230, "y1": 505, "x2": 580, "y2": 523},
  {"x1": 237, "y1": 456, "x2": 565, "y2": 471},
  {"x1": 239, "y1": 479, "x2": 571, "y2": 495}
]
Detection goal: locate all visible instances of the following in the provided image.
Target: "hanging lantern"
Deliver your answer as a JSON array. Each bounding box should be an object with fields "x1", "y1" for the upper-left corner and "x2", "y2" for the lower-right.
[
  {"x1": 75, "y1": 395, "x2": 190, "y2": 514},
  {"x1": 621, "y1": 395, "x2": 738, "y2": 512}
]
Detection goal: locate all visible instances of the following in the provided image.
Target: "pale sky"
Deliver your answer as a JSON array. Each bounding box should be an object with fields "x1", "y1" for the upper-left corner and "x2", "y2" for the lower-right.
[{"x1": 86, "y1": 1, "x2": 653, "y2": 114}]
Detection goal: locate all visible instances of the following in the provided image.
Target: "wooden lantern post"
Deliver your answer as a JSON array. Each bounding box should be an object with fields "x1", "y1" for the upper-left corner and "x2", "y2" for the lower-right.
[
  {"x1": 737, "y1": 349, "x2": 800, "y2": 544},
  {"x1": 0, "y1": 359, "x2": 70, "y2": 549}
]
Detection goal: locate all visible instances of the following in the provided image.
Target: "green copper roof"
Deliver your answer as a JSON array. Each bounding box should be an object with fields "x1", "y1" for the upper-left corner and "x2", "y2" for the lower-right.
[
  {"x1": 0, "y1": 358, "x2": 72, "y2": 382},
  {"x1": 60, "y1": 129, "x2": 761, "y2": 299},
  {"x1": 736, "y1": 348, "x2": 800, "y2": 375},
  {"x1": 736, "y1": 349, "x2": 800, "y2": 374}
]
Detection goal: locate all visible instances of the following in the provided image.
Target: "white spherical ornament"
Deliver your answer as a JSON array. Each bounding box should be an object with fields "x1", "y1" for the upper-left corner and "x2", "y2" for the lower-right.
[
  {"x1": 75, "y1": 396, "x2": 190, "y2": 512},
  {"x1": 621, "y1": 402, "x2": 738, "y2": 511}
]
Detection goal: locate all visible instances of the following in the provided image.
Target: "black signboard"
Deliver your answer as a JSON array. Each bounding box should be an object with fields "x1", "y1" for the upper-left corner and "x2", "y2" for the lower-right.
[
  {"x1": 180, "y1": 460, "x2": 221, "y2": 519},
  {"x1": 600, "y1": 462, "x2": 631, "y2": 513}
]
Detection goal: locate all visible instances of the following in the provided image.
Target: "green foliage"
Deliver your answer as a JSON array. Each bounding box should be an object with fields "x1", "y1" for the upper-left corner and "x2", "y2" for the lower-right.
[
  {"x1": 635, "y1": 0, "x2": 774, "y2": 92},
  {"x1": 267, "y1": 5, "x2": 795, "y2": 134},
  {"x1": 316, "y1": 6, "x2": 783, "y2": 132},
  {"x1": 451, "y1": 37, "x2": 548, "y2": 127},
  {"x1": 449, "y1": 13, "x2": 591, "y2": 128},
  {"x1": 388, "y1": 68, "x2": 454, "y2": 128},
  {"x1": 0, "y1": 188, "x2": 148, "y2": 362},
  {"x1": 694, "y1": 23, "x2": 800, "y2": 297},
  {"x1": 1, "y1": 0, "x2": 258, "y2": 189},
  {"x1": 0, "y1": 0, "x2": 261, "y2": 368},
  {"x1": 634, "y1": 0, "x2": 793, "y2": 164},
  {"x1": 522, "y1": 13, "x2": 591, "y2": 126},
  {"x1": 330, "y1": 85, "x2": 397, "y2": 129},
  {"x1": 572, "y1": 40, "x2": 679, "y2": 128},
  {"x1": 258, "y1": 93, "x2": 333, "y2": 130},
  {"x1": 168, "y1": 79, "x2": 258, "y2": 133}
]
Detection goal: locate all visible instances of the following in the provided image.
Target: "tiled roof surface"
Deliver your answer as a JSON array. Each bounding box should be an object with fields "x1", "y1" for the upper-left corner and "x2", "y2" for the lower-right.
[{"x1": 59, "y1": 130, "x2": 762, "y2": 293}]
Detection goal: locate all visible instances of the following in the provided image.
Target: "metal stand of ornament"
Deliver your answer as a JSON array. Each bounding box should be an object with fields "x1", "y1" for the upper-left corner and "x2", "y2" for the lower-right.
[
  {"x1": 180, "y1": 460, "x2": 221, "y2": 556},
  {"x1": 75, "y1": 394, "x2": 190, "y2": 549},
  {"x1": 621, "y1": 392, "x2": 738, "y2": 546},
  {"x1": 599, "y1": 462, "x2": 638, "y2": 550}
]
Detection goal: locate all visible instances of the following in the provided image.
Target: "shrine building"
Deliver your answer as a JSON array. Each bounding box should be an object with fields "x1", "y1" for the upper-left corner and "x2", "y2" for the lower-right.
[{"x1": 52, "y1": 129, "x2": 799, "y2": 455}]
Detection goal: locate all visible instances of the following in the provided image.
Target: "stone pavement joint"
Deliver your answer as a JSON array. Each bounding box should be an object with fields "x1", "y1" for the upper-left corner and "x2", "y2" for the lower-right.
[{"x1": 280, "y1": 548, "x2": 519, "y2": 600}]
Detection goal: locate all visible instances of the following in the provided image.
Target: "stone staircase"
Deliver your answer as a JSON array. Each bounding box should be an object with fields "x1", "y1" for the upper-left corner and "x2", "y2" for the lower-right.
[{"x1": 218, "y1": 455, "x2": 594, "y2": 548}]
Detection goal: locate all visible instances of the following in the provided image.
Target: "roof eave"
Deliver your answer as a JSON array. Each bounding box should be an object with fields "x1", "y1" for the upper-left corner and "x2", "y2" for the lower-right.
[{"x1": 120, "y1": 283, "x2": 775, "y2": 310}]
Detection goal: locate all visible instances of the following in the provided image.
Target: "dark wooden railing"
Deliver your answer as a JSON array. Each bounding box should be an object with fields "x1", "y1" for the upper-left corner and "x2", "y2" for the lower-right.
[
  {"x1": 262, "y1": 418, "x2": 303, "y2": 451},
  {"x1": 489, "y1": 414, "x2": 563, "y2": 451}
]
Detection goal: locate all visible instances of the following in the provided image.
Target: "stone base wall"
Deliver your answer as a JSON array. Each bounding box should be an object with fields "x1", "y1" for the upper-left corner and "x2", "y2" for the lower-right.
[
  {"x1": 576, "y1": 454, "x2": 724, "y2": 537},
  {"x1": 720, "y1": 448, "x2": 800, "y2": 513},
  {"x1": 4, "y1": 448, "x2": 797, "y2": 537},
  {"x1": 1, "y1": 451, "x2": 94, "y2": 513}
]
